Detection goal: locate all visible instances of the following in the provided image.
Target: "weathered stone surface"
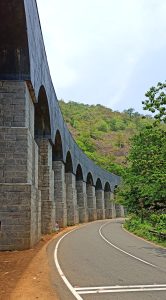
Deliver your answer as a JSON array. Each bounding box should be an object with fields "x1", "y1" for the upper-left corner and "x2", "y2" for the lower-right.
[
  {"x1": 87, "y1": 185, "x2": 97, "y2": 221},
  {"x1": 76, "y1": 180, "x2": 88, "y2": 223},
  {"x1": 65, "y1": 173, "x2": 79, "y2": 226},
  {"x1": 115, "y1": 204, "x2": 125, "y2": 218},
  {"x1": 53, "y1": 161, "x2": 67, "y2": 228},
  {"x1": 105, "y1": 191, "x2": 116, "y2": 219},
  {"x1": 96, "y1": 190, "x2": 105, "y2": 220},
  {"x1": 0, "y1": 184, "x2": 40, "y2": 250}
]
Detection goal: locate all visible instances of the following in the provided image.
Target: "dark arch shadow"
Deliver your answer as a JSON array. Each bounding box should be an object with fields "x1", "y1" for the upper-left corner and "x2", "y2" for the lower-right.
[
  {"x1": 104, "y1": 182, "x2": 111, "y2": 192},
  {"x1": 76, "y1": 164, "x2": 83, "y2": 181},
  {"x1": 65, "y1": 151, "x2": 73, "y2": 173},
  {"x1": 0, "y1": 0, "x2": 30, "y2": 80},
  {"x1": 53, "y1": 130, "x2": 63, "y2": 161},
  {"x1": 96, "y1": 178, "x2": 102, "y2": 190},
  {"x1": 87, "y1": 172, "x2": 94, "y2": 186},
  {"x1": 34, "y1": 86, "x2": 51, "y2": 139}
]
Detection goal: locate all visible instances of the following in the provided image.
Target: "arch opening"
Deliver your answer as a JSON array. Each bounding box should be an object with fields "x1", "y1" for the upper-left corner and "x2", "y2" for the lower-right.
[
  {"x1": 65, "y1": 151, "x2": 73, "y2": 173},
  {"x1": 95, "y1": 178, "x2": 102, "y2": 190},
  {"x1": 53, "y1": 130, "x2": 63, "y2": 161},
  {"x1": 34, "y1": 86, "x2": 51, "y2": 139},
  {"x1": 76, "y1": 164, "x2": 83, "y2": 181},
  {"x1": 104, "y1": 182, "x2": 111, "y2": 192},
  {"x1": 86, "y1": 172, "x2": 94, "y2": 186}
]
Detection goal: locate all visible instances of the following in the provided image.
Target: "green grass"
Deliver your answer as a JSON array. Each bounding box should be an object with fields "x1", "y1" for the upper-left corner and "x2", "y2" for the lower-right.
[{"x1": 124, "y1": 215, "x2": 166, "y2": 248}]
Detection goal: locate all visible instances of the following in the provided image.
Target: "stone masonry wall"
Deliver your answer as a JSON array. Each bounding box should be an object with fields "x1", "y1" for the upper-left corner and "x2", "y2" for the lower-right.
[
  {"x1": 0, "y1": 81, "x2": 41, "y2": 250},
  {"x1": 87, "y1": 185, "x2": 97, "y2": 222},
  {"x1": 76, "y1": 180, "x2": 88, "y2": 223},
  {"x1": 65, "y1": 173, "x2": 79, "y2": 226},
  {"x1": 37, "y1": 139, "x2": 55, "y2": 234},
  {"x1": 96, "y1": 189, "x2": 105, "y2": 220},
  {"x1": 53, "y1": 161, "x2": 67, "y2": 228}
]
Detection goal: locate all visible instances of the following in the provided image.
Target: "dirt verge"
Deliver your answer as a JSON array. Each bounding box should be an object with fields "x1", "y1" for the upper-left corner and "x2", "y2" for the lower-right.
[{"x1": 0, "y1": 227, "x2": 78, "y2": 300}]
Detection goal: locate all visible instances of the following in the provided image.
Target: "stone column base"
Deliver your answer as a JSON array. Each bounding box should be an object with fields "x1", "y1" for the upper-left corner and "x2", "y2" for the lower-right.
[
  {"x1": 97, "y1": 209, "x2": 105, "y2": 220},
  {"x1": 115, "y1": 204, "x2": 125, "y2": 217},
  {"x1": 56, "y1": 202, "x2": 67, "y2": 228},
  {"x1": 105, "y1": 208, "x2": 116, "y2": 219},
  {"x1": 88, "y1": 208, "x2": 97, "y2": 221},
  {"x1": 79, "y1": 207, "x2": 88, "y2": 223},
  {"x1": 0, "y1": 183, "x2": 41, "y2": 250}
]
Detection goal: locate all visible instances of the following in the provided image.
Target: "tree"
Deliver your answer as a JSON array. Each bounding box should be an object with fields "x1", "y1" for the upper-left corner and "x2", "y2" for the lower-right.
[
  {"x1": 142, "y1": 81, "x2": 166, "y2": 123},
  {"x1": 123, "y1": 108, "x2": 135, "y2": 119},
  {"x1": 117, "y1": 125, "x2": 166, "y2": 217}
]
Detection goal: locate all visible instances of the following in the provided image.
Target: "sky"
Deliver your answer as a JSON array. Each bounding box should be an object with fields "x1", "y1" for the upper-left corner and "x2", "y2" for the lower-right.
[{"x1": 36, "y1": 0, "x2": 166, "y2": 114}]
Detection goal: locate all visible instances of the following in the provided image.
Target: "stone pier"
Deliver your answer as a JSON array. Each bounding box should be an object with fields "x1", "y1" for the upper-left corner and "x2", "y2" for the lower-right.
[
  {"x1": 52, "y1": 161, "x2": 67, "y2": 228},
  {"x1": 65, "y1": 173, "x2": 79, "y2": 226},
  {"x1": 76, "y1": 180, "x2": 88, "y2": 223}
]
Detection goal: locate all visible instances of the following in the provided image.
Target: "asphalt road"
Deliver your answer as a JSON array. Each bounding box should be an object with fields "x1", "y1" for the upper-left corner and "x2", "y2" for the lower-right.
[{"x1": 48, "y1": 219, "x2": 166, "y2": 300}]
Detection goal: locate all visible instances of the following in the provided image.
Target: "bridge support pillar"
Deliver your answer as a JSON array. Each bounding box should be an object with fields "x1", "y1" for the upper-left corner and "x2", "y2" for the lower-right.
[
  {"x1": 65, "y1": 173, "x2": 79, "y2": 226},
  {"x1": 76, "y1": 180, "x2": 88, "y2": 223},
  {"x1": 115, "y1": 204, "x2": 125, "y2": 217},
  {"x1": 87, "y1": 184, "x2": 97, "y2": 221},
  {"x1": 37, "y1": 139, "x2": 55, "y2": 234},
  {"x1": 105, "y1": 191, "x2": 116, "y2": 218},
  {"x1": 96, "y1": 189, "x2": 105, "y2": 220},
  {"x1": 52, "y1": 161, "x2": 67, "y2": 228},
  {"x1": 0, "y1": 81, "x2": 41, "y2": 250}
]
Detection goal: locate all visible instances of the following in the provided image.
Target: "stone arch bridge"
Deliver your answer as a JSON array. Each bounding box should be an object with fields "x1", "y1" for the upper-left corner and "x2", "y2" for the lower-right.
[{"x1": 0, "y1": 0, "x2": 124, "y2": 250}]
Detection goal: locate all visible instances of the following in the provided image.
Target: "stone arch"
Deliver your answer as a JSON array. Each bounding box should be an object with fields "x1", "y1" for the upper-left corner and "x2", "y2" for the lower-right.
[
  {"x1": 95, "y1": 178, "x2": 103, "y2": 190},
  {"x1": 95, "y1": 178, "x2": 105, "y2": 220},
  {"x1": 34, "y1": 85, "x2": 51, "y2": 139},
  {"x1": 65, "y1": 151, "x2": 73, "y2": 173},
  {"x1": 65, "y1": 151, "x2": 78, "y2": 225},
  {"x1": 52, "y1": 130, "x2": 67, "y2": 228},
  {"x1": 34, "y1": 86, "x2": 54, "y2": 235},
  {"x1": 76, "y1": 164, "x2": 88, "y2": 223},
  {"x1": 76, "y1": 164, "x2": 83, "y2": 181},
  {"x1": 86, "y1": 172, "x2": 97, "y2": 221},
  {"x1": 104, "y1": 182, "x2": 111, "y2": 192},
  {"x1": 53, "y1": 130, "x2": 63, "y2": 161},
  {"x1": 104, "y1": 182, "x2": 115, "y2": 219},
  {"x1": 87, "y1": 172, "x2": 94, "y2": 186}
]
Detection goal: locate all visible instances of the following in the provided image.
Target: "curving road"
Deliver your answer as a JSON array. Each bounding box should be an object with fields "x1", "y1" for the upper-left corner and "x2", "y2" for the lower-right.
[{"x1": 48, "y1": 219, "x2": 166, "y2": 300}]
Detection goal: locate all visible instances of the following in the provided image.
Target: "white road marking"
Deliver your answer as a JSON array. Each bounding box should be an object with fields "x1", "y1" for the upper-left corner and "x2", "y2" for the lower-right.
[
  {"x1": 99, "y1": 222, "x2": 157, "y2": 268},
  {"x1": 54, "y1": 229, "x2": 83, "y2": 300},
  {"x1": 75, "y1": 284, "x2": 166, "y2": 290},
  {"x1": 75, "y1": 284, "x2": 166, "y2": 294}
]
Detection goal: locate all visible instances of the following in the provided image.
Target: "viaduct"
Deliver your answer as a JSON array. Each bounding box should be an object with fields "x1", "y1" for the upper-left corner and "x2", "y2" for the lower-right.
[{"x1": 0, "y1": 0, "x2": 124, "y2": 250}]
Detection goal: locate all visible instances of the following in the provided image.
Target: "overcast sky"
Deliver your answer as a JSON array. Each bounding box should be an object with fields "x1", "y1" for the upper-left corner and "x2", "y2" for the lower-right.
[{"x1": 36, "y1": 0, "x2": 166, "y2": 114}]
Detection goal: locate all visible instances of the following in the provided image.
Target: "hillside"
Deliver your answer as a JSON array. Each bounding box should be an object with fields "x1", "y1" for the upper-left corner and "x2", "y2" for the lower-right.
[{"x1": 59, "y1": 100, "x2": 153, "y2": 175}]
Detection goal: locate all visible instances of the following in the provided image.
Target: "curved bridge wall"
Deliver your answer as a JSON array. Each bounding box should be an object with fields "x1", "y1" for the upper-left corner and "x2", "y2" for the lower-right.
[{"x1": 0, "y1": 0, "x2": 124, "y2": 250}]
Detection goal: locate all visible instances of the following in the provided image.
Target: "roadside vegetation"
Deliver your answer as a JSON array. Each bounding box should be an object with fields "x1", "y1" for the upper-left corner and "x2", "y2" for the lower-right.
[
  {"x1": 117, "y1": 81, "x2": 166, "y2": 246},
  {"x1": 124, "y1": 214, "x2": 166, "y2": 247}
]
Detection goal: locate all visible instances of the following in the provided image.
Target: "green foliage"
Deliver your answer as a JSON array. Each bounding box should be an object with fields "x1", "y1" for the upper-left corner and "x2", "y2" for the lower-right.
[
  {"x1": 59, "y1": 100, "x2": 154, "y2": 176},
  {"x1": 117, "y1": 125, "x2": 166, "y2": 213},
  {"x1": 117, "y1": 81, "x2": 166, "y2": 215},
  {"x1": 142, "y1": 81, "x2": 166, "y2": 123},
  {"x1": 149, "y1": 214, "x2": 166, "y2": 233},
  {"x1": 124, "y1": 215, "x2": 166, "y2": 246}
]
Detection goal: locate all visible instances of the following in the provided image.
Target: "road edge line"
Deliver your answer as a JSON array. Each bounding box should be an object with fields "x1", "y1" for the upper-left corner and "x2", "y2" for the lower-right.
[
  {"x1": 54, "y1": 228, "x2": 83, "y2": 300},
  {"x1": 99, "y1": 222, "x2": 157, "y2": 268}
]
